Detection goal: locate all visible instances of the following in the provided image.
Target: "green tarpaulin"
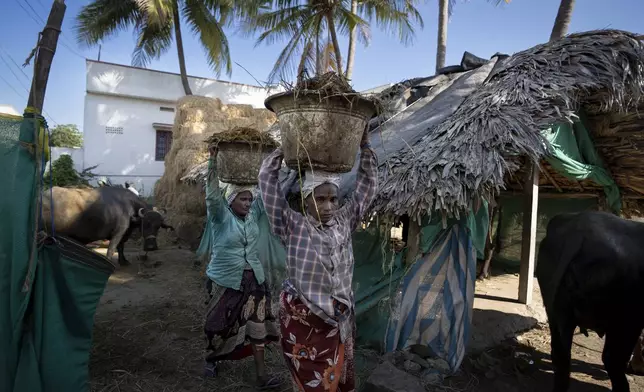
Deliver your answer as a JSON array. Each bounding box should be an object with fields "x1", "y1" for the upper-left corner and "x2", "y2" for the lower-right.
[
  {"x1": 0, "y1": 114, "x2": 114, "y2": 392},
  {"x1": 542, "y1": 115, "x2": 621, "y2": 213}
]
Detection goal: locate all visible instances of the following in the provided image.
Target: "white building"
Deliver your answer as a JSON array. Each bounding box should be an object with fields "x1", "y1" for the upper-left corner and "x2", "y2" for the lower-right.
[{"x1": 83, "y1": 60, "x2": 279, "y2": 196}]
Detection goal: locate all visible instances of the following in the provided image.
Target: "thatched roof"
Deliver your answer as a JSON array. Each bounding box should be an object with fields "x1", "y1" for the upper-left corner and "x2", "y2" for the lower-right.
[{"x1": 370, "y1": 29, "x2": 644, "y2": 220}]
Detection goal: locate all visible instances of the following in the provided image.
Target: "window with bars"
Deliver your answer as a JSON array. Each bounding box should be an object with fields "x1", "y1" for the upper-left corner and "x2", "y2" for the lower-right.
[{"x1": 155, "y1": 130, "x2": 173, "y2": 161}]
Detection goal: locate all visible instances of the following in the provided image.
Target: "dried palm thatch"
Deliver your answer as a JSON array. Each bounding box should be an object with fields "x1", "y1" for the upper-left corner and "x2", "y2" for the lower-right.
[{"x1": 371, "y1": 29, "x2": 644, "y2": 221}]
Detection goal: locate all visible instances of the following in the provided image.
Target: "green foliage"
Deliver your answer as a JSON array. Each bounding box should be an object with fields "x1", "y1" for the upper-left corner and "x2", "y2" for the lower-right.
[
  {"x1": 247, "y1": 0, "x2": 423, "y2": 83},
  {"x1": 75, "y1": 0, "x2": 256, "y2": 78},
  {"x1": 44, "y1": 155, "x2": 99, "y2": 188},
  {"x1": 50, "y1": 124, "x2": 83, "y2": 148}
]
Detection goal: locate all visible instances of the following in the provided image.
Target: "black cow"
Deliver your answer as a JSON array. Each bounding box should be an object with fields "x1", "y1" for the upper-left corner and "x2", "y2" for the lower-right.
[
  {"x1": 537, "y1": 211, "x2": 644, "y2": 392},
  {"x1": 41, "y1": 186, "x2": 173, "y2": 266}
]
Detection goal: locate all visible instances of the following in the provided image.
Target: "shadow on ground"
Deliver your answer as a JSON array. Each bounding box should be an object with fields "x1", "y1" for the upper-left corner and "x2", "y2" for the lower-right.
[{"x1": 436, "y1": 323, "x2": 632, "y2": 392}]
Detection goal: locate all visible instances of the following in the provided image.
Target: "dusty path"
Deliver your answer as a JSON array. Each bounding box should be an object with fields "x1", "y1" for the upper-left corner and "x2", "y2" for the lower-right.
[{"x1": 90, "y1": 247, "x2": 644, "y2": 391}]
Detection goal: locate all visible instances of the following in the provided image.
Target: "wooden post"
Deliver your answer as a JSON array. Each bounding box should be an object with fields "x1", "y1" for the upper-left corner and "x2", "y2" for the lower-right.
[
  {"x1": 518, "y1": 163, "x2": 539, "y2": 304},
  {"x1": 405, "y1": 219, "x2": 421, "y2": 266},
  {"x1": 27, "y1": 0, "x2": 66, "y2": 113}
]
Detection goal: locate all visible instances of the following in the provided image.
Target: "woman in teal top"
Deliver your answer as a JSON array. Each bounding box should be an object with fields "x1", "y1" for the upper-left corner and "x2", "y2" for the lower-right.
[{"x1": 203, "y1": 146, "x2": 280, "y2": 390}]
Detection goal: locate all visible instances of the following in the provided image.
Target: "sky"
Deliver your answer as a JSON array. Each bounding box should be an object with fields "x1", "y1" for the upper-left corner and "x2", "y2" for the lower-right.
[{"x1": 0, "y1": 0, "x2": 642, "y2": 132}]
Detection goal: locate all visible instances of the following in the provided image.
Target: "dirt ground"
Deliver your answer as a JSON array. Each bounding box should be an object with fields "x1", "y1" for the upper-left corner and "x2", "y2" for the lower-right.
[{"x1": 90, "y1": 246, "x2": 644, "y2": 392}]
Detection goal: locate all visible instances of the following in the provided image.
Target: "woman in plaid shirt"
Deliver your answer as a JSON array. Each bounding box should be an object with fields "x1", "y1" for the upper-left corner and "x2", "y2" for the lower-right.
[{"x1": 258, "y1": 128, "x2": 378, "y2": 392}]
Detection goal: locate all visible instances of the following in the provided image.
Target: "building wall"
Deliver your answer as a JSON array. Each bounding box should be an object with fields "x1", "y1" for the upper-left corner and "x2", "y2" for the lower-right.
[
  {"x1": 83, "y1": 61, "x2": 281, "y2": 196},
  {"x1": 86, "y1": 60, "x2": 280, "y2": 107},
  {"x1": 83, "y1": 93, "x2": 174, "y2": 195}
]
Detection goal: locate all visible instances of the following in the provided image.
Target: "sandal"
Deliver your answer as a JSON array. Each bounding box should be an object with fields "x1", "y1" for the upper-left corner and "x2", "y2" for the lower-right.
[{"x1": 256, "y1": 374, "x2": 282, "y2": 390}]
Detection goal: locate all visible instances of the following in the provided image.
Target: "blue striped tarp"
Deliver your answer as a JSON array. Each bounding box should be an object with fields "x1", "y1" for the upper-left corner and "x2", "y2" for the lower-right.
[{"x1": 384, "y1": 223, "x2": 476, "y2": 372}]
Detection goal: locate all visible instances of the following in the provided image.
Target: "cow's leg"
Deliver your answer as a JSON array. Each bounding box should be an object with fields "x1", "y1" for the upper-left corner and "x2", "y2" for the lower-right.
[
  {"x1": 106, "y1": 222, "x2": 130, "y2": 266},
  {"x1": 629, "y1": 330, "x2": 644, "y2": 374},
  {"x1": 116, "y1": 228, "x2": 133, "y2": 266},
  {"x1": 549, "y1": 314, "x2": 576, "y2": 392},
  {"x1": 603, "y1": 328, "x2": 641, "y2": 392}
]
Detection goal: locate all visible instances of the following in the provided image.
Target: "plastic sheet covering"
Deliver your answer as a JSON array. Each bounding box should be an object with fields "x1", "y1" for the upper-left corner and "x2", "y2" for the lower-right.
[
  {"x1": 13, "y1": 236, "x2": 114, "y2": 392},
  {"x1": 0, "y1": 113, "x2": 114, "y2": 392},
  {"x1": 385, "y1": 224, "x2": 477, "y2": 373},
  {"x1": 542, "y1": 115, "x2": 621, "y2": 213}
]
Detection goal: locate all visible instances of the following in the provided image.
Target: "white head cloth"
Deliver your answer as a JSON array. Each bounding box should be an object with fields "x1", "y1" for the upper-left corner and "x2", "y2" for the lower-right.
[
  {"x1": 222, "y1": 183, "x2": 257, "y2": 205},
  {"x1": 301, "y1": 170, "x2": 341, "y2": 199}
]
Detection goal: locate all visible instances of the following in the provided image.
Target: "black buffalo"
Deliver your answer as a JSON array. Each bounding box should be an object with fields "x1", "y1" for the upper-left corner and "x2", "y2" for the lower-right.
[
  {"x1": 537, "y1": 211, "x2": 644, "y2": 392},
  {"x1": 41, "y1": 186, "x2": 173, "y2": 265}
]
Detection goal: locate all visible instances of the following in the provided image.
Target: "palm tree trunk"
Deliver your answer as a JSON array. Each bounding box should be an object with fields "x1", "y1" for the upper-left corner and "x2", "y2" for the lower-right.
[
  {"x1": 316, "y1": 26, "x2": 323, "y2": 74},
  {"x1": 549, "y1": 0, "x2": 576, "y2": 41},
  {"x1": 173, "y1": 5, "x2": 193, "y2": 95},
  {"x1": 435, "y1": 0, "x2": 449, "y2": 74},
  {"x1": 326, "y1": 13, "x2": 344, "y2": 77},
  {"x1": 297, "y1": 41, "x2": 312, "y2": 82},
  {"x1": 345, "y1": 0, "x2": 358, "y2": 80}
]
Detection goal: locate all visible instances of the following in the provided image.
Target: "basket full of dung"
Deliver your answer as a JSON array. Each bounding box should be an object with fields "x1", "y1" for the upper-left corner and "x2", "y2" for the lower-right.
[
  {"x1": 265, "y1": 72, "x2": 378, "y2": 173},
  {"x1": 206, "y1": 127, "x2": 278, "y2": 185}
]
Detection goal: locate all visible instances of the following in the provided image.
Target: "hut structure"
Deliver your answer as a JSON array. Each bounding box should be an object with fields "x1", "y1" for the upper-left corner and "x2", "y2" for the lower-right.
[
  {"x1": 179, "y1": 29, "x2": 644, "y2": 374},
  {"x1": 370, "y1": 29, "x2": 644, "y2": 305}
]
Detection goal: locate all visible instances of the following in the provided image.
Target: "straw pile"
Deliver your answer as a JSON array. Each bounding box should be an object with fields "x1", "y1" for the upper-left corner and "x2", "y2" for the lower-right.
[{"x1": 154, "y1": 96, "x2": 276, "y2": 248}]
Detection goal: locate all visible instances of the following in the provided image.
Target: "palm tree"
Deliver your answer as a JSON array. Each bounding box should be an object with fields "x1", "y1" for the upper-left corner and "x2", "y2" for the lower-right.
[
  {"x1": 250, "y1": 0, "x2": 421, "y2": 83},
  {"x1": 435, "y1": 0, "x2": 508, "y2": 74},
  {"x1": 345, "y1": 0, "x2": 423, "y2": 80},
  {"x1": 549, "y1": 0, "x2": 575, "y2": 41},
  {"x1": 76, "y1": 0, "x2": 245, "y2": 96}
]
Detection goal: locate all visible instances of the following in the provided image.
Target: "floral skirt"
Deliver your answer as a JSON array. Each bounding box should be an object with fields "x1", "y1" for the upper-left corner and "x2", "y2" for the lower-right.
[
  {"x1": 204, "y1": 270, "x2": 279, "y2": 362},
  {"x1": 279, "y1": 291, "x2": 355, "y2": 392}
]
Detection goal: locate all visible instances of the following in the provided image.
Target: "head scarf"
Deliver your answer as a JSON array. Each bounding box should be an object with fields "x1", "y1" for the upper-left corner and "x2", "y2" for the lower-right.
[
  {"x1": 222, "y1": 183, "x2": 257, "y2": 205},
  {"x1": 301, "y1": 170, "x2": 342, "y2": 199}
]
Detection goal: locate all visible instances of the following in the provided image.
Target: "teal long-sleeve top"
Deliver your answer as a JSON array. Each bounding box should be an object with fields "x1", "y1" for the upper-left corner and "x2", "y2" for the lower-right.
[{"x1": 205, "y1": 158, "x2": 265, "y2": 290}]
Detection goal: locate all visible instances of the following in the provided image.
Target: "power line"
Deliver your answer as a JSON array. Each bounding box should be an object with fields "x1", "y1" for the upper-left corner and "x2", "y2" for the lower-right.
[
  {"x1": 13, "y1": 0, "x2": 86, "y2": 60},
  {"x1": 0, "y1": 45, "x2": 31, "y2": 82},
  {"x1": 0, "y1": 73, "x2": 28, "y2": 102},
  {"x1": 23, "y1": 0, "x2": 45, "y2": 24},
  {"x1": 13, "y1": 0, "x2": 42, "y2": 26},
  {"x1": 0, "y1": 53, "x2": 31, "y2": 91},
  {"x1": 0, "y1": 72, "x2": 58, "y2": 126}
]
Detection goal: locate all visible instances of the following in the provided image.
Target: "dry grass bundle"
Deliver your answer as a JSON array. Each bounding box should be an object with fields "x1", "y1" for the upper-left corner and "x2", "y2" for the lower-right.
[
  {"x1": 293, "y1": 71, "x2": 356, "y2": 95},
  {"x1": 205, "y1": 126, "x2": 279, "y2": 148},
  {"x1": 154, "y1": 95, "x2": 276, "y2": 248}
]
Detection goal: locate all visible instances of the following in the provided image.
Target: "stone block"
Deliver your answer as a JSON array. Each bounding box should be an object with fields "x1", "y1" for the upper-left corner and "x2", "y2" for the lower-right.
[{"x1": 362, "y1": 361, "x2": 425, "y2": 392}]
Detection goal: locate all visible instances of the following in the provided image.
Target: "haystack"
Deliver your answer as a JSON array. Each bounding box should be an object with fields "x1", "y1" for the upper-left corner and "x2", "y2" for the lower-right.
[{"x1": 154, "y1": 96, "x2": 276, "y2": 248}]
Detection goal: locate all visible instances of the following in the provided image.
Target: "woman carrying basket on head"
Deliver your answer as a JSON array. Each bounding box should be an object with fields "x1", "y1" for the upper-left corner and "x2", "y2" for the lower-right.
[
  {"x1": 258, "y1": 127, "x2": 378, "y2": 392},
  {"x1": 202, "y1": 145, "x2": 281, "y2": 390}
]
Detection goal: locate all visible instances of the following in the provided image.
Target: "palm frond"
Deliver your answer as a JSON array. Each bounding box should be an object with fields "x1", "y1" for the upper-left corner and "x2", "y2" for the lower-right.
[
  {"x1": 75, "y1": 0, "x2": 139, "y2": 46},
  {"x1": 131, "y1": 16, "x2": 174, "y2": 67},
  {"x1": 183, "y1": 0, "x2": 233, "y2": 76},
  {"x1": 264, "y1": 14, "x2": 323, "y2": 83},
  {"x1": 133, "y1": 0, "x2": 174, "y2": 26},
  {"x1": 333, "y1": 6, "x2": 370, "y2": 42},
  {"x1": 251, "y1": 6, "x2": 315, "y2": 46},
  {"x1": 358, "y1": 0, "x2": 422, "y2": 46}
]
